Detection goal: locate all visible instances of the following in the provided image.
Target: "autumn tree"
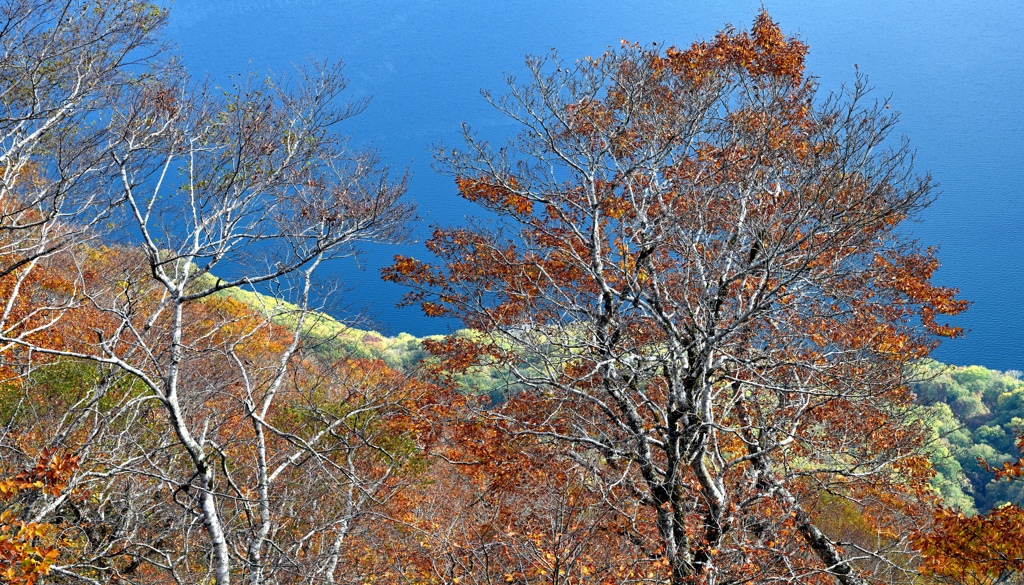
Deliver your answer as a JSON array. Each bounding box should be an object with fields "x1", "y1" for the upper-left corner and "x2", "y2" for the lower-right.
[
  {"x1": 0, "y1": 2, "x2": 422, "y2": 584},
  {"x1": 0, "y1": 259, "x2": 436, "y2": 584},
  {"x1": 0, "y1": 1, "x2": 167, "y2": 579},
  {"x1": 376, "y1": 390, "x2": 654, "y2": 585},
  {"x1": 386, "y1": 13, "x2": 967, "y2": 585},
  {"x1": 915, "y1": 432, "x2": 1024, "y2": 585},
  {"x1": 0, "y1": 450, "x2": 77, "y2": 585},
  {"x1": 0, "y1": 0, "x2": 166, "y2": 303}
]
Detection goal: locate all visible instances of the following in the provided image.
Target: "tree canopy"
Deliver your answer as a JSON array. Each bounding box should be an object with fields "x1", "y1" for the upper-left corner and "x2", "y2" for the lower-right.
[
  {"x1": 387, "y1": 12, "x2": 967, "y2": 585},
  {"x1": 3, "y1": 3, "x2": 1022, "y2": 585}
]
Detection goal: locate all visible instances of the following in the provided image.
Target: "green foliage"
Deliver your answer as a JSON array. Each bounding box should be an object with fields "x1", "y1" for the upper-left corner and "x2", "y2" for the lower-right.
[
  {"x1": 913, "y1": 360, "x2": 1024, "y2": 512},
  {"x1": 177, "y1": 278, "x2": 1024, "y2": 514},
  {"x1": 194, "y1": 272, "x2": 430, "y2": 370},
  {"x1": 0, "y1": 360, "x2": 104, "y2": 427},
  {"x1": 202, "y1": 275, "x2": 517, "y2": 395},
  {"x1": 920, "y1": 402, "x2": 977, "y2": 514}
]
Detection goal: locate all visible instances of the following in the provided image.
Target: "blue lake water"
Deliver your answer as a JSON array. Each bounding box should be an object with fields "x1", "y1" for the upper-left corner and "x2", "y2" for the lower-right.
[{"x1": 166, "y1": 0, "x2": 1024, "y2": 370}]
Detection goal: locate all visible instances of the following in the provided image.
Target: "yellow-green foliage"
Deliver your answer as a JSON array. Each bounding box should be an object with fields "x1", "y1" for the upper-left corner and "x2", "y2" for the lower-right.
[
  {"x1": 913, "y1": 359, "x2": 1024, "y2": 512},
  {"x1": 195, "y1": 273, "x2": 431, "y2": 369},
  {"x1": 200, "y1": 277, "x2": 522, "y2": 393},
  {"x1": 204, "y1": 277, "x2": 1024, "y2": 512}
]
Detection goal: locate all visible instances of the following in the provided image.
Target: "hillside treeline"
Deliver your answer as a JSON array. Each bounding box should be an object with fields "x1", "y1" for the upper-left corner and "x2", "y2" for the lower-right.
[
  {"x1": 3, "y1": 244, "x2": 1023, "y2": 584},
  {"x1": 218, "y1": 313, "x2": 1024, "y2": 519}
]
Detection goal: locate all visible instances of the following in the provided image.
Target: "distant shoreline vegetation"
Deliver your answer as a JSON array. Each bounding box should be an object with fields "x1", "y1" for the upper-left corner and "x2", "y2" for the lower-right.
[{"x1": 223, "y1": 282, "x2": 1024, "y2": 516}]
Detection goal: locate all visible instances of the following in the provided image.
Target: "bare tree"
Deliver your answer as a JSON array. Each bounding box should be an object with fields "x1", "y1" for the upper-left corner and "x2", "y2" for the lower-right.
[
  {"x1": 0, "y1": 3, "x2": 420, "y2": 583},
  {"x1": 0, "y1": 0, "x2": 166, "y2": 300},
  {"x1": 386, "y1": 14, "x2": 967, "y2": 585},
  {"x1": 38, "y1": 63, "x2": 412, "y2": 584}
]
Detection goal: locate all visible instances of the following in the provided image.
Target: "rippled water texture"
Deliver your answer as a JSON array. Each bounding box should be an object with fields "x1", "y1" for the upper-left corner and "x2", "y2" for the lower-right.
[{"x1": 166, "y1": 0, "x2": 1024, "y2": 370}]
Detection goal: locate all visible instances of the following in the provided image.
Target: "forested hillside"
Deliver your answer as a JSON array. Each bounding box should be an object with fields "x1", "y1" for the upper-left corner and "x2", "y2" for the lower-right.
[
  {"x1": 913, "y1": 361, "x2": 1024, "y2": 513},
  {"x1": 206, "y1": 302, "x2": 1024, "y2": 519},
  {"x1": 191, "y1": 297, "x2": 1024, "y2": 518},
  {"x1": 210, "y1": 305, "x2": 1024, "y2": 518}
]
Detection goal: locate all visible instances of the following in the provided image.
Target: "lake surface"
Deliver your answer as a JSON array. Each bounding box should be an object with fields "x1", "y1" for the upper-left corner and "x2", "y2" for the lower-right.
[{"x1": 165, "y1": 0, "x2": 1024, "y2": 371}]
